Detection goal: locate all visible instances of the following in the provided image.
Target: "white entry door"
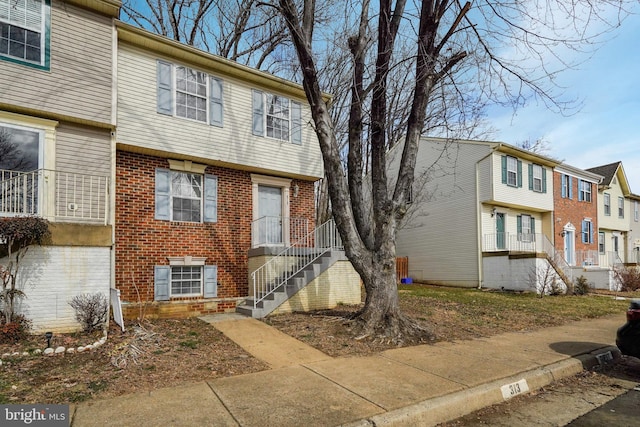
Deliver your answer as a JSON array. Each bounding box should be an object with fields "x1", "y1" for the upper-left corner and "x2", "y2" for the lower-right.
[
  {"x1": 258, "y1": 185, "x2": 283, "y2": 245},
  {"x1": 564, "y1": 230, "x2": 575, "y2": 266}
]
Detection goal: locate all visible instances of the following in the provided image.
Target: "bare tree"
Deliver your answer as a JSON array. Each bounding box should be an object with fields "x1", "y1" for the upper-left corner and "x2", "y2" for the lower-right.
[
  {"x1": 0, "y1": 129, "x2": 29, "y2": 172},
  {"x1": 272, "y1": 0, "x2": 634, "y2": 341}
]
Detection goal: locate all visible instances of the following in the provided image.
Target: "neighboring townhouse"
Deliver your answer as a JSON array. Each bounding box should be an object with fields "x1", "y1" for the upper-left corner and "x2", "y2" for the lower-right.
[
  {"x1": 391, "y1": 137, "x2": 565, "y2": 292},
  {"x1": 552, "y1": 164, "x2": 602, "y2": 266},
  {"x1": 586, "y1": 162, "x2": 631, "y2": 269},
  {"x1": 0, "y1": 0, "x2": 118, "y2": 331},
  {"x1": 628, "y1": 193, "x2": 640, "y2": 265},
  {"x1": 114, "y1": 22, "x2": 359, "y2": 319}
]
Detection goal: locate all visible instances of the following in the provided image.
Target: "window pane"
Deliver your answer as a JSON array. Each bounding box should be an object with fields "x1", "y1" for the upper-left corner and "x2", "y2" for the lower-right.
[
  {"x1": 9, "y1": 39, "x2": 24, "y2": 57},
  {"x1": 24, "y1": 44, "x2": 38, "y2": 61},
  {"x1": 0, "y1": 38, "x2": 7, "y2": 54},
  {"x1": 9, "y1": 25, "x2": 25, "y2": 43}
]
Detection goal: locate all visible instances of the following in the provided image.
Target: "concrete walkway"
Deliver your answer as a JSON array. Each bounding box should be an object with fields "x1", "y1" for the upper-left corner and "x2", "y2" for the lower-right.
[{"x1": 71, "y1": 314, "x2": 627, "y2": 427}]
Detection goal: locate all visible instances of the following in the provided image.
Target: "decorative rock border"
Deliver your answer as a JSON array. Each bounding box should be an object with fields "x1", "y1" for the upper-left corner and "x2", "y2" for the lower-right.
[{"x1": 0, "y1": 330, "x2": 108, "y2": 366}]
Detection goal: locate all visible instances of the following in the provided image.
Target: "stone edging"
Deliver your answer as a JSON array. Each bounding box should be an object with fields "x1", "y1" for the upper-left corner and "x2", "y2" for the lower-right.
[{"x1": 0, "y1": 330, "x2": 108, "y2": 366}]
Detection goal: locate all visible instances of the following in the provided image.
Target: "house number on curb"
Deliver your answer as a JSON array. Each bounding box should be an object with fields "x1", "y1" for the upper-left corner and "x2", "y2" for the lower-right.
[{"x1": 500, "y1": 379, "x2": 529, "y2": 400}]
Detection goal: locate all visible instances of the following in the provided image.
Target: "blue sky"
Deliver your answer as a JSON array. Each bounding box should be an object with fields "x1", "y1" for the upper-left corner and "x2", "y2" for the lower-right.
[{"x1": 487, "y1": 11, "x2": 640, "y2": 193}]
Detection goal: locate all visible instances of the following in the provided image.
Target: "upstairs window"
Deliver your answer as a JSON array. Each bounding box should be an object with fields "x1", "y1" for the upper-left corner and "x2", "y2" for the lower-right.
[
  {"x1": 618, "y1": 196, "x2": 624, "y2": 218},
  {"x1": 0, "y1": 0, "x2": 49, "y2": 69},
  {"x1": 604, "y1": 193, "x2": 611, "y2": 216},
  {"x1": 528, "y1": 163, "x2": 546, "y2": 193},
  {"x1": 156, "y1": 60, "x2": 223, "y2": 127},
  {"x1": 251, "y1": 90, "x2": 302, "y2": 144},
  {"x1": 578, "y1": 179, "x2": 591, "y2": 202},
  {"x1": 501, "y1": 155, "x2": 522, "y2": 188}
]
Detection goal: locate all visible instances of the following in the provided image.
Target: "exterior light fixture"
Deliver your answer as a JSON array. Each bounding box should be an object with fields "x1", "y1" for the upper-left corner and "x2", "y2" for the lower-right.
[{"x1": 293, "y1": 184, "x2": 299, "y2": 197}]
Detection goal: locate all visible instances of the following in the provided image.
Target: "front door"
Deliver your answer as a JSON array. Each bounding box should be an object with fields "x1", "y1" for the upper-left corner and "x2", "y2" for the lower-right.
[
  {"x1": 496, "y1": 213, "x2": 505, "y2": 250},
  {"x1": 258, "y1": 185, "x2": 283, "y2": 245},
  {"x1": 564, "y1": 230, "x2": 575, "y2": 266}
]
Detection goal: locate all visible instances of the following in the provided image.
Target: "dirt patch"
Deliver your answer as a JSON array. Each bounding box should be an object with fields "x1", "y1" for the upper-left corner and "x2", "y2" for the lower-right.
[{"x1": 0, "y1": 318, "x2": 268, "y2": 404}]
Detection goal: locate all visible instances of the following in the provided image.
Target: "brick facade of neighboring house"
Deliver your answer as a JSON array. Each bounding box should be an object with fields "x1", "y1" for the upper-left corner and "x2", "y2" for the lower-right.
[
  {"x1": 115, "y1": 150, "x2": 315, "y2": 318},
  {"x1": 552, "y1": 169, "x2": 599, "y2": 265}
]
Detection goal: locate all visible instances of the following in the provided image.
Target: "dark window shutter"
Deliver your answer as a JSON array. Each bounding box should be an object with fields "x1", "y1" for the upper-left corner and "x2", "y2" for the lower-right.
[
  {"x1": 209, "y1": 77, "x2": 223, "y2": 127},
  {"x1": 252, "y1": 89, "x2": 264, "y2": 136},
  {"x1": 542, "y1": 168, "x2": 547, "y2": 193},
  {"x1": 501, "y1": 156, "x2": 507, "y2": 184},
  {"x1": 531, "y1": 217, "x2": 535, "y2": 236},
  {"x1": 204, "y1": 265, "x2": 218, "y2": 298},
  {"x1": 155, "y1": 168, "x2": 171, "y2": 220},
  {"x1": 528, "y1": 164, "x2": 533, "y2": 190},
  {"x1": 517, "y1": 215, "x2": 522, "y2": 234},
  {"x1": 157, "y1": 60, "x2": 173, "y2": 115},
  {"x1": 204, "y1": 174, "x2": 218, "y2": 223},
  {"x1": 562, "y1": 175, "x2": 567, "y2": 198},
  {"x1": 517, "y1": 160, "x2": 523, "y2": 187},
  {"x1": 569, "y1": 176, "x2": 573, "y2": 199},
  {"x1": 154, "y1": 266, "x2": 170, "y2": 301}
]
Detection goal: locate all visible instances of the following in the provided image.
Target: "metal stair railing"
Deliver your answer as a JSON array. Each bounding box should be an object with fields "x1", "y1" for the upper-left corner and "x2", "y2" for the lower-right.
[
  {"x1": 251, "y1": 219, "x2": 343, "y2": 309},
  {"x1": 540, "y1": 235, "x2": 573, "y2": 286}
]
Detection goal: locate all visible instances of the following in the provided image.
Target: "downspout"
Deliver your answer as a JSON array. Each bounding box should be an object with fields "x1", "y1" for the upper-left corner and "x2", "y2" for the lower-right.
[{"x1": 475, "y1": 146, "x2": 499, "y2": 289}]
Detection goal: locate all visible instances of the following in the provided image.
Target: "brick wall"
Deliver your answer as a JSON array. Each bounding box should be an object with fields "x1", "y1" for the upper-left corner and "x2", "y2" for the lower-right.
[
  {"x1": 116, "y1": 150, "x2": 315, "y2": 317},
  {"x1": 553, "y1": 171, "x2": 599, "y2": 256}
]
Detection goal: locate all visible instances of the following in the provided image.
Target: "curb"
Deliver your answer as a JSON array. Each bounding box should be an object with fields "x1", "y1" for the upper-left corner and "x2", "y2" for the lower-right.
[{"x1": 343, "y1": 346, "x2": 621, "y2": 427}]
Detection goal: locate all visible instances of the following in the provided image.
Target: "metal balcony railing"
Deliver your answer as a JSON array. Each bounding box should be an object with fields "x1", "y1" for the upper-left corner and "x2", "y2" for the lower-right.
[
  {"x1": 0, "y1": 169, "x2": 110, "y2": 224},
  {"x1": 251, "y1": 216, "x2": 309, "y2": 247}
]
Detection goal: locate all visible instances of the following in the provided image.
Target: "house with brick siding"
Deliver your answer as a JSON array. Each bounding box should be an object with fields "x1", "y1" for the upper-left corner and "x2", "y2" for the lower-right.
[
  {"x1": 390, "y1": 137, "x2": 570, "y2": 292},
  {"x1": 114, "y1": 22, "x2": 359, "y2": 319},
  {"x1": 0, "y1": 0, "x2": 118, "y2": 332}
]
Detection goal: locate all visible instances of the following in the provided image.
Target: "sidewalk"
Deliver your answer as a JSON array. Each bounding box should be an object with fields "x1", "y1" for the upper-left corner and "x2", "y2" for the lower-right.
[{"x1": 70, "y1": 314, "x2": 626, "y2": 427}]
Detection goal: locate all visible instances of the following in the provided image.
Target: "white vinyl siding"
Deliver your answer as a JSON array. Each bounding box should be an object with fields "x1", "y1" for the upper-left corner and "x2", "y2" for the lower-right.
[
  {"x1": 490, "y1": 153, "x2": 554, "y2": 211},
  {"x1": 9, "y1": 246, "x2": 110, "y2": 332},
  {"x1": 0, "y1": 1, "x2": 113, "y2": 125},
  {"x1": 392, "y1": 140, "x2": 490, "y2": 286},
  {"x1": 55, "y1": 123, "x2": 111, "y2": 177},
  {"x1": 597, "y1": 178, "x2": 630, "y2": 232},
  {"x1": 118, "y1": 45, "x2": 322, "y2": 179}
]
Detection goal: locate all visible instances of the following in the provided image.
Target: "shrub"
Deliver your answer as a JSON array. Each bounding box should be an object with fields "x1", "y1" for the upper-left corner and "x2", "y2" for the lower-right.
[
  {"x1": 68, "y1": 293, "x2": 109, "y2": 333},
  {"x1": 572, "y1": 275, "x2": 591, "y2": 295},
  {"x1": 0, "y1": 315, "x2": 32, "y2": 344},
  {"x1": 613, "y1": 266, "x2": 640, "y2": 292}
]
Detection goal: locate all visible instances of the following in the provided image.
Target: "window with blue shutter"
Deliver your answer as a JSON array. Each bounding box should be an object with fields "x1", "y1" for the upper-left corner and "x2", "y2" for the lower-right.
[
  {"x1": 568, "y1": 176, "x2": 573, "y2": 199},
  {"x1": 204, "y1": 265, "x2": 218, "y2": 298},
  {"x1": 291, "y1": 101, "x2": 302, "y2": 144},
  {"x1": 156, "y1": 168, "x2": 218, "y2": 223},
  {"x1": 157, "y1": 60, "x2": 173, "y2": 115},
  {"x1": 209, "y1": 77, "x2": 223, "y2": 127},
  {"x1": 252, "y1": 89, "x2": 264, "y2": 136},
  {"x1": 154, "y1": 266, "x2": 170, "y2": 301}
]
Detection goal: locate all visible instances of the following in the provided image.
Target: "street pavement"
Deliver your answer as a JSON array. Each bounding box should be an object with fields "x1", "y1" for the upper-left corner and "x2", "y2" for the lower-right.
[{"x1": 70, "y1": 313, "x2": 627, "y2": 427}]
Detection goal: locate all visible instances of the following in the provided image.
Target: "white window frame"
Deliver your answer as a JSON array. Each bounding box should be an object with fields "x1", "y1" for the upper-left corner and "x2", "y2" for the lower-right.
[
  {"x1": 561, "y1": 174, "x2": 569, "y2": 198},
  {"x1": 582, "y1": 219, "x2": 592, "y2": 244},
  {"x1": 532, "y1": 164, "x2": 543, "y2": 192},
  {"x1": 598, "y1": 232, "x2": 605, "y2": 254},
  {"x1": 170, "y1": 171, "x2": 203, "y2": 222},
  {"x1": 579, "y1": 180, "x2": 591, "y2": 202},
  {"x1": 604, "y1": 193, "x2": 611, "y2": 216},
  {"x1": 0, "y1": 0, "x2": 48, "y2": 68},
  {"x1": 265, "y1": 93, "x2": 290, "y2": 141},
  {"x1": 519, "y1": 214, "x2": 532, "y2": 242},
  {"x1": 174, "y1": 65, "x2": 208, "y2": 123},
  {"x1": 506, "y1": 156, "x2": 518, "y2": 187},
  {"x1": 170, "y1": 265, "x2": 203, "y2": 297},
  {"x1": 618, "y1": 196, "x2": 624, "y2": 219}
]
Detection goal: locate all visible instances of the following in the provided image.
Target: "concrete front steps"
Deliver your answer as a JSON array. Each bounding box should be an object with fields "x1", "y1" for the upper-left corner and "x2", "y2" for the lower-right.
[{"x1": 236, "y1": 250, "x2": 343, "y2": 318}]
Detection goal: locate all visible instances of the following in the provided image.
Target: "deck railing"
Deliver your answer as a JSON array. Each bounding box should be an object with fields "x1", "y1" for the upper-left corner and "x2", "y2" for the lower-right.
[
  {"x1": 0, "y1": 169, "x2": 109, "y2": 224},
  {"x1": 251, "y1": 219, "x2": 343, "y2": 309},
  {"x1": 251, "y1": 216, "x2": 309, "y2": 247}
]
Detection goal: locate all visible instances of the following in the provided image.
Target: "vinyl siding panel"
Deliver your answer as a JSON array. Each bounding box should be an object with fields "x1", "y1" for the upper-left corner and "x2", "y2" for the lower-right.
[
  {"x1": 490, "y1": 153, "x2": 554, "y2": 211},
  {"x1": 598, "y1": 182, "x2": 630, "y2": 232},
  {"x1": 7, "y1": 246, "x2": 111, "y2": 333},
  {"x1": 56, "y1": 123, "x2": 111, "y2": 176},
  {"x1": 394, "y1": 140, "x2": 491, "y2": 286},
  {"x1": 116, "y1": 44, "x2": 323, "y2": 179},
  {"x1": 0, "y1": 0, "x2": 113, "y2": 124}
]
